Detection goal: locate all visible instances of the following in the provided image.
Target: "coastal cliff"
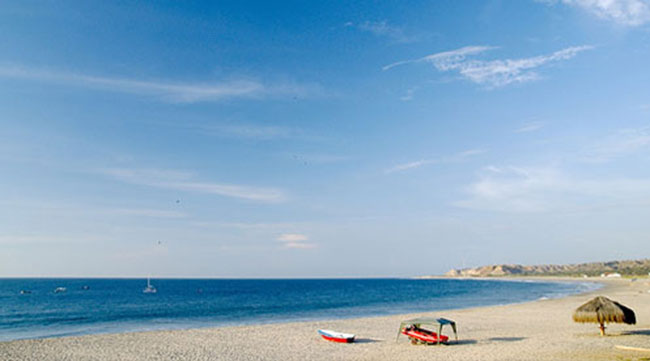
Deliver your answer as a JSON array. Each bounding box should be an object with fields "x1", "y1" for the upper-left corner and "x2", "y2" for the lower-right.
[{"x1": 445, "y1": 259, "x2": 650, "y2": 277}]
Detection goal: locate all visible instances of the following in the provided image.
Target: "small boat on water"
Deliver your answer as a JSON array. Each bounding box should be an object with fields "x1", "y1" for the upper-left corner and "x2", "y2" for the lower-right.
[
  {"x1": 53, "y1": 287, "x2": 67, "y2": 293},
  {"x1": 318, "y1": 329, "x2": 355, "y2": 343},
  {"x1": 402, "y1": 325, "x2": 449, "y2": 345},
  {"x1": 19, "y1": 290, "x2": 32, "y2": 295},
  {"x1": 143, "y1": 277, "x2": 157, "y2": 294}
]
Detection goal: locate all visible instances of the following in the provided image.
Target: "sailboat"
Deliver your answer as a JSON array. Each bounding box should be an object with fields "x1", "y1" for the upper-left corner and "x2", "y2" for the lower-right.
[
  {"x1": 143, "y1": 277, "x2": 157, "y2": 294},
  {"x1": 143, "y1": 242, "x2": 160, "y2": 294}
]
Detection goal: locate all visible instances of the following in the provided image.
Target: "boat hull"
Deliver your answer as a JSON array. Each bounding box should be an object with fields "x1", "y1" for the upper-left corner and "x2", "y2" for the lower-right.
[
  {"x1": 318, "y1": 330, "x2": 355, "y2": 343},
  {"x1": 402, "y1": 329, "x2": 449, "y2": 344}
]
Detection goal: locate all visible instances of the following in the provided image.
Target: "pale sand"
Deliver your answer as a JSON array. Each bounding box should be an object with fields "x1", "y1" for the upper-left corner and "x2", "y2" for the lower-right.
[{"x1": 2, "y1": 278, "x2": 649, "y2": 361}]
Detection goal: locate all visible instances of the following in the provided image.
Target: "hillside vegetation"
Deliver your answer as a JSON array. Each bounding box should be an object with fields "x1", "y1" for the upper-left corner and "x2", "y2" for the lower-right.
[{"x1": 445, "y1": 259, "x2": 650, "y2": 277}]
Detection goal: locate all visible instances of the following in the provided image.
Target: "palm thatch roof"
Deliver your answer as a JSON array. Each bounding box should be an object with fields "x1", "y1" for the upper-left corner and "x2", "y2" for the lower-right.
[{"x1": 573, "y1": 296, "x2": 636, "y2": 325}]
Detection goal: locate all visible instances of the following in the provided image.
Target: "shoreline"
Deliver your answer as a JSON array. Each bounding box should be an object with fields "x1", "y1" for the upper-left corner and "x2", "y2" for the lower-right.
[
  {"x1": 0, "y1": 277, "x2": 597, "y2": 343},
  {"x1": 3, "y1": 277, "x2": 648, "y2": 360}
]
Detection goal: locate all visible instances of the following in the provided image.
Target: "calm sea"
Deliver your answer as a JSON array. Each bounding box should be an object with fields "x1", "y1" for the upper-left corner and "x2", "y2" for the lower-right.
[{"x1": 0, "y1": 278, "x2": 598, "y2": 342}]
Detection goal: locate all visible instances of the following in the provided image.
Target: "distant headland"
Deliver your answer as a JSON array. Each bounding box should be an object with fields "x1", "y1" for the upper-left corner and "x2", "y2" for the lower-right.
[{"x1": 441, "y1": 259, "x2": 650, "y2": 278}]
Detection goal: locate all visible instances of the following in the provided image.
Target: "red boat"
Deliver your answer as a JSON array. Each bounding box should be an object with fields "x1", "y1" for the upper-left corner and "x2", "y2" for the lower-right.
[
  {"x1": 318, "y1": 329, "x2": 355, "y2": 343},
  {"x1": 402, "y1": 325, "x2": 449, "y2": 344}
]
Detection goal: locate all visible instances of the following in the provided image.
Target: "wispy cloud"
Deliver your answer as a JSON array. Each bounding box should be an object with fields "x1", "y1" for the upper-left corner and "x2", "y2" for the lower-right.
[
  {"x1": 542, "y1": 0, "x2": 650, "y2": 26},
  {"x1": 108, "y1": 208, "x2": 187, "y2": 219},
  {"x1": 346, "y1": 21, "x2": 418, "y2": 43},
  {"x1": 383, "y1": 45, "x2": 593, "y2": 88},
  {"x1": 383, "y1": 46, "x2": 495, "y2": 71},
  {"x1": 454, "y1": 166, "x2": 563, "y2": 212},
  {"x1": 192, "y1": 221, "x2": 299, "y2": 230},
  {"x1": 386, "y1": 149, "x2": 486, "y2": 174},
  {"x1": 400, "y1": 87, "x2": 418, "y2": 101},
  {"x1": 277, "y1": 233, "x2": 316, "y2": 249},
  {"x1": 515, "y1": 121, "x2": 546, "y2": 133},
  {"x1": 0, "y1": 65, "x2": 321, "y2": 103},
  {"x1": 583, "y1": 126, "x2": 650, "y2": 161},
  {"x1": 277, "y1": 233, "x2": 308, "y2": 242},
  {"x1": 200, "y1": 124, "x2": 297, "y2": 140},
  {"x1": 454, "y1": 165, "x2": 650, "y2": 212},
  {"x1": 99, "y1": 168, "x2": 286, "y2": 202},
  {"x1": 0, "y1": 199, "x2": 188, "y2": 219},
  {"x1": 286, "y1": 153, "x2": 351, "y2": 165},
  {"x1": 386, "y1": 160, "x2": 433, "y2": 173},
  {"x1": 174, "y1": 120, "x2": 324, "y2": 142},
  {"x1": 0, "y1": 234, "x2": 110, "y2": 246}
]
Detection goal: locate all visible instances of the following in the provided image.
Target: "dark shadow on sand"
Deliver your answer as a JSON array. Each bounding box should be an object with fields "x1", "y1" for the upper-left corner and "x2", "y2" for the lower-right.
[
  {"x1": 487, "y1": 337, "x2": 526, "y2": 342},
  {"x1": 354, "y1": 338, "x2": 382, "y2": 344},
  {"x1": 621, "y1": 329, "x2": 650, "y2": 336},
  {"x1": 453, "y1": 339, "x2": 478, "y2": 345}
]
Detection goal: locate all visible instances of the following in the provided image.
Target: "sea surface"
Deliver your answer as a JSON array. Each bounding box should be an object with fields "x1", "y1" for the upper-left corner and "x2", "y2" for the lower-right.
[{"x1": 0, "y1": 278, "x2": 599, "y2": 342}]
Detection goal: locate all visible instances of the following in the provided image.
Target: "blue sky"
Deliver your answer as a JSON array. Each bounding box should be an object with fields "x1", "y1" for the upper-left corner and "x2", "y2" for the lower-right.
[{"x1": 2, "y1": 0, "x2": 650, "y2": 277}]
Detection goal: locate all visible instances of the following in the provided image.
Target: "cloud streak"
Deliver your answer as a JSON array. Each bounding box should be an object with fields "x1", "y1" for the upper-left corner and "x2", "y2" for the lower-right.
[
  {"x1": 200, "y1": 124, "x2": 298, "y2": 140},
  {"x1": 108, "y1": 208, "x2": 187, "y2": 219},
  {"x1": 277, "y1": 233, "x2": 316, "y2": 249},
  {"x1": 583, "y1": 126, "x2": 650, "y2": 162},
  {"x1": 454, "y1": 165, "x2": 650, "y2": 212},
  {"x1": 542, "y1": 0, "x2": 650, "y2": 26},
  {"x1": 0, "y1": 65, "x2": 320, "y2": 103},
  {"x1": 1, "y1": 199, "x2": 189, "y2": 219},
  {"x1": 383, "y1": 46, "x2": 495, "y2": 71},
  {"x1": 99, "y1": 168, "x2": 286, "y2": 202},
  {"x1": 347, "y1": 20, "x2": 418, "y2": 43},
  {"x1": 515, "y1": 122, "x2": 546, "y2": 133},
  {"x1": 386, "y1": 149, "x2": 486, "y2": 174},
  {"x1": 383, "y1": 45, "x2": 593, "y2": 88}
]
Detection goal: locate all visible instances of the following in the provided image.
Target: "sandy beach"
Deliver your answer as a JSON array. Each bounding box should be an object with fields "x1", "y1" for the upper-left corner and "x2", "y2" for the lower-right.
[{"x1": 1, "y1": 278, "x2": 649, "y2": 361}]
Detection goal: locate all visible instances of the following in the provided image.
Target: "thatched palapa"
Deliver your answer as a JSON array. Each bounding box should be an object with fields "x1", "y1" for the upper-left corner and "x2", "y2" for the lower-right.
[{"x1": 573, "y1": 296, "x2": 636, "y2": 335}]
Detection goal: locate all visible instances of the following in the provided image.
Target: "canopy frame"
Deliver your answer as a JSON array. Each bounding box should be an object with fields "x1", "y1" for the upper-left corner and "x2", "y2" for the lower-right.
[{"x1": 396, "y1": 317, "x2": 458, "y2": 345}]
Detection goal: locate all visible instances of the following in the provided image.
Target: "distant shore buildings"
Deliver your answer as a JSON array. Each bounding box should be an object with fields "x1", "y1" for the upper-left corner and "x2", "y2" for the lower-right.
[{"x1": 600, "y1": 272, "x2": 621, "y2": 278}]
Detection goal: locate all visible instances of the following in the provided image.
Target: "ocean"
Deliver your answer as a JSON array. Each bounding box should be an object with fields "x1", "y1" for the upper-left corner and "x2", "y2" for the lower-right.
[{"x1": 0, "y1": 278, "x2": 599, "y2": 342}]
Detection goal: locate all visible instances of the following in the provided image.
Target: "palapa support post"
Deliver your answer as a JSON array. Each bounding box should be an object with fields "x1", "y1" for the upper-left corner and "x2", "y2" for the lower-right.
[{"x1": 599, "y1": 323, "x2": 606, "y2": 336}]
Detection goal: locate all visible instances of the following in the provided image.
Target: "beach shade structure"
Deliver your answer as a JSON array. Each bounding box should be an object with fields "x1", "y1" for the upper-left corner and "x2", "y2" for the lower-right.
[
  {"x1": 573, "y1": 296, "x2": 636, "y2": 336},
  {"x1": 397, "y1": 317, "x2": 458, "y2": 345}
]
